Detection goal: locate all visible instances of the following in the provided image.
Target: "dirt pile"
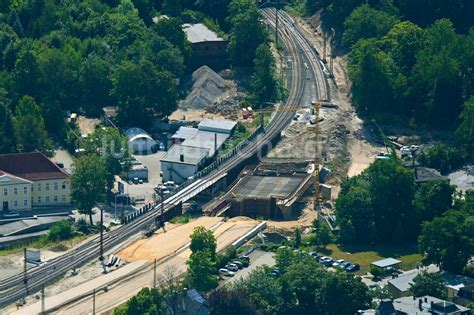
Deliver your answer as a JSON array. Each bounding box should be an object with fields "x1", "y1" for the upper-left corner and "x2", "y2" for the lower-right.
[{"x1": 206, "y1": 94, "x2": 243, "y2": 119}]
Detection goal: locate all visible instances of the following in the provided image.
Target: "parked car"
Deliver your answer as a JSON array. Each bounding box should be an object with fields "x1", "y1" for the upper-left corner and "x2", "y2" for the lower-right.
[
  {"x1": 226, "y1": 263, "x2": 239, "y2": 272},
  {"x1": 332, "y1": 259, "x2": 345, "y2": 268},
  {"x1": 345, "y1": 264, "x2": 360, "y2": 272},
  {"x1": 321, "y1": 257, "x2": 334, "y2": 267},
  {"x1": 232, "y1": 261, "x2": 244, "y2": 269},
  {"x1": 309, "y1": 251, "x2": 318, "y2": 257},
  {"x1": 219, "y1": 268, "x2": 235, "y2": 277},
  {"x1": 273, "y1": 267, "x2": 281, "y2": 275},
  {"x1": 340, "y1": 262, "x2": 351, "y2": 269}
]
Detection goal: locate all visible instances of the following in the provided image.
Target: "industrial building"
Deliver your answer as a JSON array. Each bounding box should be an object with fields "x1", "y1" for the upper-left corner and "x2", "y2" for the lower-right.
[
  {"x1": 0, "y1": 152, "x2": 71, "y2": 214},
  {"x1": 183, "y1": 23, "x2": 228, "y2": 66},
  {"x1": 161, "y1": 119, "x2": 236, "y2": 184},
  {"x1": 124, "y1": 128, "x2": 158, "y2": 155},
  {"x1": 160, "y1": 145, "x2": 210, "y2": 184}
]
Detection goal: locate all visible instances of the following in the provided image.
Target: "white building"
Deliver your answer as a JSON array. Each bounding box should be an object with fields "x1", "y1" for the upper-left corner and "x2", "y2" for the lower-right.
[
  {"x1": 160, "y1": 145, "x2": 209, "y2": 184},
  {"x1": 124, "y1": 128, "x2": 157, "y2": 155},
  {"x1": 198, "y1": 119, "x2": 236, "y2": 134}
]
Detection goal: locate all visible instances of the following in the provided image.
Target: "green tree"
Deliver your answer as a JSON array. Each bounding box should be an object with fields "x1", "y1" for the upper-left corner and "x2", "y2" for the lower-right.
[
  {"x1": 414, "y1": 180, "x2": 455, "y2": 223},
  {"x1": 153, "y1": 17, "x2": 191, "y2": 61},
  {"x1": 228, "y1": 0, "x2": 267, "y2": 67},
  {"x1": 456, "y1": 96, "x2": 474, "y2": 155},
  {"x1": 411, "y1": 19, "x2": 463, "y2": 127},
  {"x1": 386, "y1": 21, "x2": 424, "y2": 74},
  {"x1": 83, "y1": 128, "x2": 130, "y2": 201},
  {"x1": 79, "y1": 56, "x2": 113, "y2": 116},
  {"x1": 294, "y1": 226, "x2": 302, "y2": 248},
  {"x1": 186, "y1": 249, "x2": 218, "y2": 292},
  {"x1": 208, "y1": 287, "x2": 257, "y2": 315},
  {"x1": 250, "y1": 43, "x2": 278, "y2": 105},
  {"x1": 46, "y1": 220, "x2": 74, "y2": 242},
  {"x1": 112, "y1": 60, "x2": 177, "y2": 126},
  {"x1": 13, "y1": 95, "x2": 52, "y2": 153},
  {"x1": 40, "y1": 98, "x2": 65, "y2": 135},
  {"x1": 114, "y1": 287, "x2": 165, "y2": 315},
  {"x1": 316, "y1": 271, "x2": 371, "y2": 315},
  {"x1": 0, "y1": 92, "x2": 15, "y2": 153},
  {"x1": 189, "y1": 226, "x2": 217, "y2": 262},
  {"x1": 162, "y1": 0, "x2": 181, "y2": 16},
  {"x1": 343, "y1": 4, "x2": 399, "y2": 46},
  {"x1": 233, "y1": 266, "x2": 284, "y2": 313},
  {"x1": 409, "y1": 272, "x2": 448, "y2": 299},
  {"x1": 71, "y1": 154, "x2": 107, "y2": 225},
  {"x1": 419, "y1": 210, "x2": 474, "y2": 273},
  {"x1": 13, "y1": 43, "x2": 40, "y2": 100}
]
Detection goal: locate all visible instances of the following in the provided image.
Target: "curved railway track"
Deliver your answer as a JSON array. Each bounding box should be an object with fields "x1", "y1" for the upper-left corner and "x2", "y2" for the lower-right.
[{"x1": 0, "y1": 8, "x2": 328, "y2": 309}]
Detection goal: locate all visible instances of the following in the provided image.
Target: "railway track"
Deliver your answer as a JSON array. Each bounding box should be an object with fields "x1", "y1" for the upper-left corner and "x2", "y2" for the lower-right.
[{"x1": 0, "y1": 8, "x2": 328, "y2": 309}]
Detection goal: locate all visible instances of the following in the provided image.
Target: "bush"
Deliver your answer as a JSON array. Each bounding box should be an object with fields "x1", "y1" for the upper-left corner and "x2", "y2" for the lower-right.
[
  {"x1": 370, "y1": 266, "x2": 383, "y2": 278},
  {"x1": 217, "y1": 247, "x2": 237, "y2": 268},
  {"x1": 463, "y1": 264, "x2": 474, "y2": 278},
  {"x1": 418, "y1": 143, "x2": 464, "y2": 174},
  {"x1": 47, "y1": 220, "x2": 74, "y2": 242}
]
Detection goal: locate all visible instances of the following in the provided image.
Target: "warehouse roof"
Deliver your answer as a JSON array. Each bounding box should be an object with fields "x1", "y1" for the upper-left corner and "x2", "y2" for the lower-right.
[
  {"x1": 160, "y1": 145, "x2": 209, "y2": 166},
  {"x1": 173, "y1": 126, "x2": 229, "y2": 157},
  {"x1": 183, "y1": 23, "x2": 225, "y2": 44},
  {"x1": 388, "y1": 271, "x2": 418, "y2": 292}
]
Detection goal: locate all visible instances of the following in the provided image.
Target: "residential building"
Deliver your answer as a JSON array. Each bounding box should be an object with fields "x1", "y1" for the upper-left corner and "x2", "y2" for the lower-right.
[
  {"x1": 160, "y1": 145, "x2": 209, "y2": 184},
  {"x1": 387, "y1": 271, "x2": 420, "y2": 298},
  {"x1": 359, "y1": 296, "x2": 471, "y2": 315},
  {"x1": 0, "y1": 152, "x2": 70, "y2": 214},
  {"x1": 165, "y1": 288, "x2": 209, "y2": 315},
  {"x1": 442, "y1": 272, "x2": 474, "y2": 305}
]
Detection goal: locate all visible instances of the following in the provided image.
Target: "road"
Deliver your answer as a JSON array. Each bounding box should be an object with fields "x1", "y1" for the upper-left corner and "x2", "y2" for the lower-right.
[{"x1": 0, "y1": 8, "x2": 329, "y2": 310}]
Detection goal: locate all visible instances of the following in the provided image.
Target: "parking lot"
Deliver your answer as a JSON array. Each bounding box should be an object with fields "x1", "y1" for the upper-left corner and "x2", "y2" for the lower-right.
[
  {"x1": 117, "y1": 151, "x2": 165, "y2": 206},
  {"x1": 219, "y1": 250, "x2": 275, "y2": 285}
]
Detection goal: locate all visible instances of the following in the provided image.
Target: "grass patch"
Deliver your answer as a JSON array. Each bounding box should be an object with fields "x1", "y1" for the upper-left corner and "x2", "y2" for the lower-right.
[
  {"x1": 317, "y1": 243, "x2": 423, "y2": 275},
  {"x1": 169, "y1": 215, "x2": 191, "y2": 224},
  {"x1": 0, "y1": 234, "x2": 90, "y2": 256}
]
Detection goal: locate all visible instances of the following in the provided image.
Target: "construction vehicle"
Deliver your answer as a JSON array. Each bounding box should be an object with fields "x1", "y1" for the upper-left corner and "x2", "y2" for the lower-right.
[{"x1": 371, "y1": 119, "x2": 397, "y2": 159}]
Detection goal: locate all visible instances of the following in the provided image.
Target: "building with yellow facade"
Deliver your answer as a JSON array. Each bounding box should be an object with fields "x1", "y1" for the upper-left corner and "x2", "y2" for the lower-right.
[{"x1": 0, "y1": 152, "x2": 70, "y2": 214}]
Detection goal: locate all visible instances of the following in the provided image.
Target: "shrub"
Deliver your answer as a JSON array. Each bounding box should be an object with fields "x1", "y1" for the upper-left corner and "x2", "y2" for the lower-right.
[{"x1": 47, "y1": 220, "x2": 74, "y2": 242}]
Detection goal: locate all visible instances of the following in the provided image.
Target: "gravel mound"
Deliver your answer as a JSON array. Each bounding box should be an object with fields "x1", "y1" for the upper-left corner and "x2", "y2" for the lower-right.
[{"x1": 181, "y1": 66, "x2": 229, "y2": 110}]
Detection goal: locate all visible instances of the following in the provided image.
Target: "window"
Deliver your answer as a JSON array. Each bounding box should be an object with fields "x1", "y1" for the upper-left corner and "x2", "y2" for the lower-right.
[
  {"x1": 13, "y1": 200, "x2": 18, "y2": 207},
  {"x1": 46, "y1": 183, "x2": 50, "y2": 191},
  {"x1": 38, "y1": 183, "x2": 41, "y2": 191},
  {"x1": 45, "y1": 196, "x2": 50, "y2": 203},
  {"x1": 3, "y1": 188, "x2": 7, "y2": 196},
  {"x1": 23, "y1": 186, "x2": 28, "y2": 195},
  {"x1": 23, "y1": 200, "x2": 28, "y2": 206},
  {"x1": 54, "y1": 196, "x2": 58, "y2": 202},
  {"x1": 54, "y1": 182, "x2": 58, "y2": 190},
  {"x1": 38, "y1": 196, "x2": 41, "y2": 203},
  {"x1": 14, "y1": 187, "x2": 18, "y2": 195},
  {"x1": 62, "y1": 181, "x2": 67, "y2": 189},
  {"x1": 61, "y1": 195, "x2": 66, "y2": 202}
]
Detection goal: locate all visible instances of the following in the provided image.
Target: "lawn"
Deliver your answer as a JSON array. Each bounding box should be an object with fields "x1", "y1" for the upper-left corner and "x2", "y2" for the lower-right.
[{"x1": 317, "y1": 243, "x2": 423, "y2": 275}]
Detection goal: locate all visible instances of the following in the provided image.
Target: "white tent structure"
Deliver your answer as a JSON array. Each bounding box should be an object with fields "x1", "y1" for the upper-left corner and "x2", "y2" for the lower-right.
[{"x1": 124, "y1": 128, "x2": 157, "y2": 155}]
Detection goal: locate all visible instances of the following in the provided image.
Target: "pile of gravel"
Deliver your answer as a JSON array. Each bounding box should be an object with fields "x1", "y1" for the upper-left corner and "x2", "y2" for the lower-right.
[
  {"x1": 181, "y1": 66, "x2": 229, "y2": 110},
  {"x1": 206, "y1": 94, "x2": 243, "y2": 119}
]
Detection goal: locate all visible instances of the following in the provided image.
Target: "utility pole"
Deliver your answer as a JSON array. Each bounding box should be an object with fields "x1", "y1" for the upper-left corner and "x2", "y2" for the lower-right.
[
  {"x1": 92, "y1": 288, "x2": 96, "y2": 315},
  {"x1": 275, "y1": 1, "x2": 279, "y2": 46},
  {"x1": 41, "y1": 284, "x2": 45, "y2": 314},
  {"x1": 23, "y1": 248, "x2": 27, "y2": 285},
  {"x1": 153, "y1": 258, "x2": 157, "y2": 289},
  {"x1": 322, "y1": 33, "x2": 327, "y2": 63},
  {"x1": 99, "y1": 207, "x2": 104, "y2": 262}
]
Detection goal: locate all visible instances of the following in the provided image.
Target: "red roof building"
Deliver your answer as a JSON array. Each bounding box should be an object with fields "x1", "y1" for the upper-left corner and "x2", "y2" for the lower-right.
[{"x1": 0, "y1": 152, "x2": 69, "y2": 181}]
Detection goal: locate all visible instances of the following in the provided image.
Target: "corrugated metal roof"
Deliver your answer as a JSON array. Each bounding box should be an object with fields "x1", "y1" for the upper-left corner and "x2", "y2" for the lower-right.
[
  {"x1": 183, "y1": 23, "x2": 224, "y2": 44},
  {"x1": 160, "y1": 145, "x2": 209, "y2": 165},
  {"x1": 198, "y1": 119, "x2": 237, "y2": 132}
]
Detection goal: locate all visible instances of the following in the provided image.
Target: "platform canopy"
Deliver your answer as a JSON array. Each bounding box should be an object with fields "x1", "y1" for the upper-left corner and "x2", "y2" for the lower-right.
[{"x1": 371, "y1": 258, "x2": 402, "y2": 270}]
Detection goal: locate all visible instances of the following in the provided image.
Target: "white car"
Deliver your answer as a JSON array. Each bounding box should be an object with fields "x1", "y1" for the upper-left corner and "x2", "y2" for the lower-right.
[
  {"x1": 226, "y1": 264, "x2": 239, "y2": 272},
  {"x1": 219, "y1": 268, "x2": 235, "y2": 277}
]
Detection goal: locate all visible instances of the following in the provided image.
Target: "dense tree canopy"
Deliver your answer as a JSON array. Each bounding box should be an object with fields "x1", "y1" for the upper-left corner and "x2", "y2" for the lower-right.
[
  {"x1": 336, "y1": 159, "x2": 455, "y2": 245},
  {"x1": 114, "y1": 287, "x2": 166, "y2": 315},
  {"x1": 409, "y1": 272, "x2": 448, "y2": 300}
]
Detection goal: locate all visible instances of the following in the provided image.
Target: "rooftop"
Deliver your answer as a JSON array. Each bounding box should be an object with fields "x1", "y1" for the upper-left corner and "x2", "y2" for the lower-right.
[
  {"x1": 371, "y1": 257, "x2": 402, "y2": 269},
  {"x1": 388, "y1": 271, "x2": 419, "y2": 292},
  {"x1": 183, "y1": 23, "x2": 225, "y2": 44},
  {"x1": 198, "y1": 119, "x2": 237, "y2": 133},
  {"x1": 393, "y1": 296, "x2": 470, "y2": 314},
  {"x1": 160, "y1": 145, "x2": 209, "y2": 166},
  {"x1": 0, "y1": 152, "x2": 69, "y2": 181},
  {"x1": 172, "y1": 126, "x2": 230, "y2": 157}
]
